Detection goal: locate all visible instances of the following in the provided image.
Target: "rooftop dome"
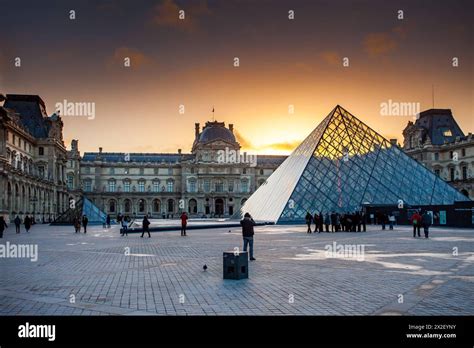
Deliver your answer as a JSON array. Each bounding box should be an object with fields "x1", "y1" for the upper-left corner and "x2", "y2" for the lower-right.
[{"x1": 198, "y1": 121, "x2": 236, "y2": 143}]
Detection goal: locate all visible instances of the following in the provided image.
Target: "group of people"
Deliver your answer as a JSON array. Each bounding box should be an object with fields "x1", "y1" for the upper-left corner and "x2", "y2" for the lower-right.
[
  {"x1": 0, "y1": 215, "x2": 35, "y2": 238},
  {"x1": 305, "y1": 211, "x2": 367, "y2": 233},
  {"x1": 410, "y1": 210, "x2": 432, "y2": 238},
  {"x1": 73, "y1": 215, "x2": 89, "y2": 233}
]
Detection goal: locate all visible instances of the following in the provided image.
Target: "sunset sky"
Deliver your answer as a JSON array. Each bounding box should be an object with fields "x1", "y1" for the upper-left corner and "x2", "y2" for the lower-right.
[{"x1": 0, "y1": 0, "x2": 472, "y2": 155}]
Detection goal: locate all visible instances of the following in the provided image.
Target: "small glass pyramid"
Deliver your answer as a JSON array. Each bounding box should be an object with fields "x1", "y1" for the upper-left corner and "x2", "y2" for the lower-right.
[{"x1": 241, "y1": 105, "x2": 470, "y2": 223}]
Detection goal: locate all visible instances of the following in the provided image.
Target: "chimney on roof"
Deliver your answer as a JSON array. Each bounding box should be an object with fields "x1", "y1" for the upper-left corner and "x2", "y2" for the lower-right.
[
  {"x1": 178, "y1": 149, "x2": 182, "y2": 154},
  {"x1": 99, "y1": 147, "x2": 103, "y2": 154},
  {"x1": 195, "y1": 123, "x2": 200, "y2": 139},
  {"x1": 229, "y1": 124, "x2": 234, "y2": 133},
  {"x1": 389, "y1": 139, "x2": 398, "y2": 146}
]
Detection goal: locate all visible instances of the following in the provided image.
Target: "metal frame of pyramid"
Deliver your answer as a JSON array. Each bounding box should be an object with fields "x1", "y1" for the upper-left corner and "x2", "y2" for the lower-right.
[
  {"x1": 51, "y1": 197, "x2": 111, "y2": 225},
  {"x1": 240, "y1": 105, "x2": 470, "y2": 224}
]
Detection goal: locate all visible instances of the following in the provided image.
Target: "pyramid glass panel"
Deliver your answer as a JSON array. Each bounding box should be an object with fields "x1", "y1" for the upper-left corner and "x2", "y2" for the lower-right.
[{"x1": 240, "y1": 105, "x2": 471, "y2": 223}]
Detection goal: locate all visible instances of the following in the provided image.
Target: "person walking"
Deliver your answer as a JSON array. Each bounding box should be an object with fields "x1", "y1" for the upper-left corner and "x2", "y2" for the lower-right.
[
  {"x1": 73, "y1": 217, "x2": 81, "y2": 233},
  {"x1": 82, "y1": 215, "x2": 88, "y2": 234},
  {"x1": 324, "y1": 212, "x2": 330, "y2": 232},
  {"x1": 121, "y1": 218, "x2": 128, "y2": 237},
  {"x1": 388, "y1": 214, "x2": 395, "y2": 230},
  {"x1": 0, "y1": 216, "x2": 8, "y2": 238},
  {"x1": 313, "y1": 212, "x2": 319, "y2": 233},
  {"x1": 422, "y1": 211, "x2": 432, "y2": 238},
  {"x1": 14, "y1": 215, "x2": 21, "y2": 234},
  {"x1": 24, "y1": 215, "x2": 31, "y2": 233},
  {"x1": 180, "y1": 211, "x2": 188, "y2": 236},
  {"x1": 241, "y1": 213, "x2": 256, "y2": 261},
  {"x1": 141, "y1": 215, "x2": 151, "y2": 238},
  {"x1": 410, "y1": 211, "x2": 422, "y2": 238},
  {"x1": 106, "y1": 214, "x2": 111, "y2": 228},
  {"x1": 305, "y1": 212, "x2": 313, "y2": 233}
]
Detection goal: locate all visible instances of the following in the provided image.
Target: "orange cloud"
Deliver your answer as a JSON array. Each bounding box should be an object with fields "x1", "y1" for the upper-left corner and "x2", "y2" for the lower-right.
[
  {"x1": 320, "y1": 51, "x2": 340, "y2": 66},
  {"x1": 107, "y1": 47, "x2": 153, "y2": 70},
  {"x1": 363, "y1": 32, "x2": 397, "y2": 56},
  {"x1": 235, "y1": 129, "x2": 299, "y2": 153},
  {"x1": 151, "y1": 0, "x2": 211, "y2": 32}
]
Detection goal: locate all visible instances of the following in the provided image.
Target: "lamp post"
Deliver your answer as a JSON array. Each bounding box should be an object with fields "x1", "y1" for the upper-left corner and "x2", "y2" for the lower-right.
[{"x1": 30, "y1": 196, "x2": 38, "y2": 224}]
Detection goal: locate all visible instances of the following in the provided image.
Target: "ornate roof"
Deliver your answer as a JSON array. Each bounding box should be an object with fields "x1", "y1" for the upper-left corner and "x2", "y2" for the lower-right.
[{"x1": 198, "y1": 121, "x2": 236, "y2": 144}]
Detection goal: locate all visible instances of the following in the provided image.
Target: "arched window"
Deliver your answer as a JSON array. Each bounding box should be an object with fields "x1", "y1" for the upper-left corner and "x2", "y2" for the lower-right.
[
  {"x1": 188, "y1": 199, "x2": 197, "y2": 214},
  {"x1": 138, "y1": 199, "x2": 145, "y2": 213},
  {"x1": 109, "y1": 200, "x2": 116, "y2": 213},
  {"x1": 167, "y1": 199, "x2": 174, "y2": 213},
  {"x1": 153, "y1": 199, "x2": 161, "y2": 212},
  {"x1": 124, "y1": 199, "x2": 131, "y2": 213}
]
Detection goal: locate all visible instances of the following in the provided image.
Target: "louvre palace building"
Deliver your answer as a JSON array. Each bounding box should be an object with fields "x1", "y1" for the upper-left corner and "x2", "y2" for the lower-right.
[
  {"x1": 0, "y1": 94, "x2": 69, "y2": 222},
  {"x1": 1, "y1": 93, "x2": 471, "y2": 222}
]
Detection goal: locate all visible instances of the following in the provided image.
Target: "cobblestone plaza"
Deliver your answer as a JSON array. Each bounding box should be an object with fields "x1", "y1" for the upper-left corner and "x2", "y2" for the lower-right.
[{"x1": 1, "y1": 223, "x2": 472, "y2": 316}]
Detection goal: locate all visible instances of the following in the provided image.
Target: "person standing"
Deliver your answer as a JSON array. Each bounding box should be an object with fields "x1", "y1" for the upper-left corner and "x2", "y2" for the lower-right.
[
  {"x1": 410, "y1": 211, "x2": 422, "y2": 238},
  {"x1": 82, "y1": 215, "x2": 88, "y2": 234},
  {"x1": 106, "y1": 214, "x2": 111, "y2": 228},
  {"x1": 24, "y1": 215, "x2": 31, "y2": 233},
  {"x1": 141, "y1": 215, "x2": 151, "y2": 238},
  {"x1": 313, "y1": 212, "x2": 319, "y2": 233},
  {"x1": 0, "y1": 216, "x2": 8, "y2": 238},
  {"x1": 180, "y1": 211, "x2": 188, "y2": 236},
  {"x1": 324, "y1": 212, "x2": 330, "y2": 232},
  {"x1": 361, "y1": 212, "x2": 367, "y2": 232},
  {"x1": 318, "y1": 212, "x2": 324, "y2": 233},
  {"x1": 422, "y1": 211, "x2": 432, "y2": 238},
  {"x1": 240, "y1": 213, "x2": 256, "y2": 261},
  {"x1": 14, "y1": 215, "x2": 21, "y2": 234},
  {"x1": 330, "y1": 212, "x2": 336, "y2": 232},
  {"x1": 305, "y1": 212, "x2": 312, "y2": 233}
]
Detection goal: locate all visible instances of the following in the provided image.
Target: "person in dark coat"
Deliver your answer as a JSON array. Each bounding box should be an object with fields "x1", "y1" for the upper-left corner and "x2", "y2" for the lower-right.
[
  {"x1": 313, "y1": 212, "x2": 319, "y2": 233},
  {"x1": 141, "y1": 216, "x2": 151, "y2": 238},
  {"x1": 24, "y1": 216, "x2": 31, "y2": 233},
  {"x1": 305, "y1": 212, "x2": 313, "y2": 233},
  {"x1": 82, "y1": 215, "x2": 88, "y2": 234},
  {"x1": 361, "y1": 212, "x2": 367, "y2": 232},
  {"x1": 14, "y1": 215, "x2": 21, "y2": 234},
  {"x1": 180, "y1": 212, "x2": 188, "y2": 236},
  {"x1": 240, "y1": 212, "x2": 256, "y2": 261},
  {"x1": 318, "y1": 212, "x2": 324, "y2": 233},
  {"x1": 422, "y1": 211, "x2": 432, "y2": 238},
  {"x1": 410, "y1": 211, "x2": 422, "y2": 238},
  {"x1": 324, "y1": 212, "x2": 330, "y2": 232},
  {"x1": 0, "y1": 216, "x2": 7, "y2": 238},
  {"x1": 330, "y1": 212, "x2": 336, "y2": 232},
  {"x1": 73, "y1": 217, "x2": 81, "y2": 233},
  {"x1": 106, "y1": 214, "x2": 111, "y2": 228}
]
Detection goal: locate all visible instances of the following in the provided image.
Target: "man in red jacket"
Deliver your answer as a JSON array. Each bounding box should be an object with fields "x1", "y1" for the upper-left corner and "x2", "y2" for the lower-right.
[
  {"x1": 410, "y1": 211, "x2": 422, "y2": 238},
  {"x1": 180, "y1": 212, "x2": 188, "y2": 236}
]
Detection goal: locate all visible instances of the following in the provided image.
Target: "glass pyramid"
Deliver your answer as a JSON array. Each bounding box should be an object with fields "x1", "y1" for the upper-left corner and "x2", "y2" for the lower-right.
[
  {"x1": 52, "y1": 197, "x2": 110, "y2": 225},
  {"x1": 241, "y1": 105, "x2": 470, "y2": 223}
]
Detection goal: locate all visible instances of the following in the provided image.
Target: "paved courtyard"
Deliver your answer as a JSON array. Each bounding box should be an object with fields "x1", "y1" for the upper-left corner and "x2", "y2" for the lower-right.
[{"x1": 0, "y1": 223, "x2": 473, "y2": 315}]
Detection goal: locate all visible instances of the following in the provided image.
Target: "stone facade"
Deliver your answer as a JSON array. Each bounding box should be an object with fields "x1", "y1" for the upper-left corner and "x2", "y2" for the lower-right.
[
  {"x1": 69, "y1": 120, "x2": 287, "y2": 218},
  {"x1": 403, "y1": 108, "x2": 474, "y2": 199},
  {"x1": 0, "y1": 95, "x2": 69, "y2": 222}
]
